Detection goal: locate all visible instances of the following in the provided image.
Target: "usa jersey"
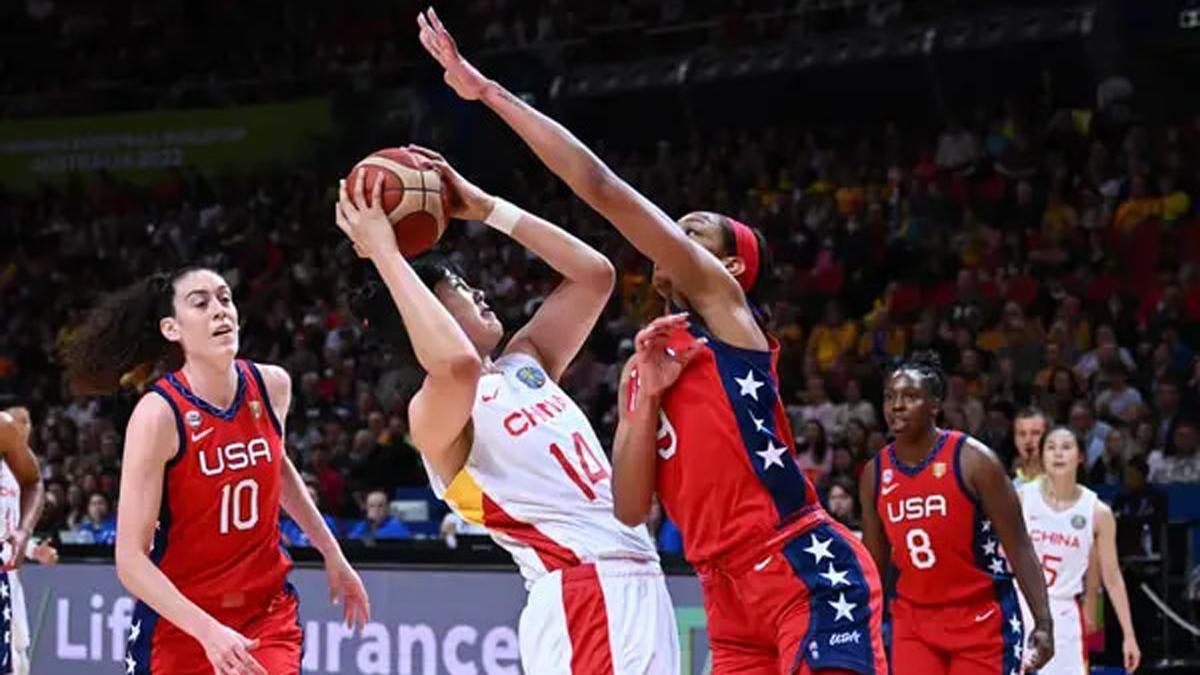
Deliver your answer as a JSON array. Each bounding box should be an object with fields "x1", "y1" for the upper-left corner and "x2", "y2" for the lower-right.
[
  {"x1": 1020, "y1": 480, "x2": 1096, "y2": 599},
  {"x1": 876, "y1": 430, "x2": 1014, "y2": 605},
  {"x1": 653, "y1": 324, "x2": 815, "y2": 564},
  {"x1": 144, "y1": 360, "x2": 291, "y2": 610},
  {"x1": 428, "y1": 353, "x2": 657, "y2": 588}
]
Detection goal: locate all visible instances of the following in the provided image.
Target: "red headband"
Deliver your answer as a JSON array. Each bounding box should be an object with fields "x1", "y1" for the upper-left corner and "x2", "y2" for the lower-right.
[{"x1": 729, "y1": 218, "x2": 761, "y2": 293}]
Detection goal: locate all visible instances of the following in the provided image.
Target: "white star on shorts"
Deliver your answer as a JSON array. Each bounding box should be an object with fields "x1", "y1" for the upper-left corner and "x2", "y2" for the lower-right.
[
  {"x1": 829, "y1": 593, "x2": 857, "y2": 621},
  {"x1": 804, "y1": 535, "x2": 835, "y2": 564},
  {"x1": 735, "y1": 370, "x2": 765, "y2": 400}
]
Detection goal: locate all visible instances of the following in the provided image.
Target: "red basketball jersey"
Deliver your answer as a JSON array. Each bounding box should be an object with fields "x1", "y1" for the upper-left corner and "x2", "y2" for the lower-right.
[
  {"x1": 647, "y1": 324, "x2": 819, "y2": 564},
  {"x1": 875, "y1": 430, "x2": 1013, "y2": 605},
  {"x1": 148, "y1": 360, "x2": 291, "y2": 613}
]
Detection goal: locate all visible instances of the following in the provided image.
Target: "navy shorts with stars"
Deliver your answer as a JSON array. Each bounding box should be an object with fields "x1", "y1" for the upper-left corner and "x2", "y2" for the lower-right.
[
  {"x1": 696, "y1": 510, "x2": 889, "y2": 674},
  {"x1": 1, "y1": 570, "x2": 12, "y2": 675}
]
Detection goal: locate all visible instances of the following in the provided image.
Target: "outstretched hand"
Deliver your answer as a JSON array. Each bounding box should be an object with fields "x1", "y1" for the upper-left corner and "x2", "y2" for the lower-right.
[
  {"x1": 416, "y1": 7, "x2": 492, "y2": 100},
  {"x1": 627, "y1": 314, "x2": 706, "y2": 405}
]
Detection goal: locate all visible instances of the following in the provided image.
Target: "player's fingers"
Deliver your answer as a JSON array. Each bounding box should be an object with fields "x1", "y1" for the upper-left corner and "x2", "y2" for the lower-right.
[
  {"x1": 429, "y1": 7, "x2": 452, "y2": 46},
  {"x1": 334, "y1": 203, "x2": 351, "y2": 235},
  {"x1": 352, "y1": 167, "x2": 367, "y2": 210},
  {"x1": 234, "y1": 642, "x2": 266, "y2": 675},
  {"x1": 370, "y1": 174, "x2": 385, "y2": 213},
  {"x1": 676, "y1": 337, "x2": 709, "y2": 365}
]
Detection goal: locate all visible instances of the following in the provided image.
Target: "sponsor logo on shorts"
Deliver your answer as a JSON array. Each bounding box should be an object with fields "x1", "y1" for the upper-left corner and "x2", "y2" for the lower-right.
[{"x1": 829, "y1": 630, "x2": 862, "y2": 646}]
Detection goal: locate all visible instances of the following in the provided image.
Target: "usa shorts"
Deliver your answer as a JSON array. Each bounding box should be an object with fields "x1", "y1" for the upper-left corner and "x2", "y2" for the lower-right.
[
  {"x1": 129, "y1": 583, "x2": 303, "y2": 674},
  {"x1": 890, "y1": 585, "x2": 1023, "y2": 675},
  {"x1": 697, "y1": 510, "x2": 887, "y2": 674},
  {"x1": 519, "y1": 559, "x2": 679, "y2": 675}
]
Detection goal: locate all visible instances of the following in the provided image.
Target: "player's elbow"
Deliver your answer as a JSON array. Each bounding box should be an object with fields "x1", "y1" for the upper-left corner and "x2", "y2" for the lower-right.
[
  {"x1": 114, "y1": 541, "x2": 143, "y2": 592},
  {"x1": 582, "y1": 255, "x2": 616, "y2": 294}
]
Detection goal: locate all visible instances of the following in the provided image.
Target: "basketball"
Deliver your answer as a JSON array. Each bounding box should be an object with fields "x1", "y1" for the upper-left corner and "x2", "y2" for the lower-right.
[{"x1": 345, "y1": 148, "x2": 448, "y2": 257}]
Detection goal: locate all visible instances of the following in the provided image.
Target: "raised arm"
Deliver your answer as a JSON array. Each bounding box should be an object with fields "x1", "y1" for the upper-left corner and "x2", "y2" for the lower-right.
[
  {"x1": 115, "y1": 395, "x2": 265, "y2": 675},
  {"x1": 0, "y1": 407, "x2": 44, "y2": 569},
  {"x1": 963, "y1": 439, "x2": 1054, "y2": 670},
  {"x1": 858, "y1": 455, "x2": 890, "y2": 578},
  {"x1": 408, "y1": 146, "x2": 615, "y2": 381},
  {"x1": 259, "y1": 364, "x2": 369, "y2": 630},
  {"x1": 416, "y1": 9, "x2": 735, "y2": 306},
  {"x1": 612, "y1": 315, "x2": 705, "y2": 526},
  {"x1": 1095, "y1": 502, "x2": 1140, "y2": 673},
  {"x1": 336, "y1": 173, "x2": 479, "y2": 484}
]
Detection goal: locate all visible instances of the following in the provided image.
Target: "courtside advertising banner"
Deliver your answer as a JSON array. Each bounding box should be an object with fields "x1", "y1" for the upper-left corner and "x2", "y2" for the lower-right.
[{"x1": 18, "y1": 563, "x2": 714, "y2": 674}]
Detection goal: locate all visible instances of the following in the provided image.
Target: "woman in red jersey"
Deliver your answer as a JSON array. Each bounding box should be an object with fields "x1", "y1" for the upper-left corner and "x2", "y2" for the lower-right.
[
  {"x1": 860, "y1": 353, "x2": 1053, "y2": 675},
  {"x1": 417, "y1": 9, "x2": 887, "y2": 675},
  {"x1": 62, "y1": 268, "x2": 369, "y2": 675}
]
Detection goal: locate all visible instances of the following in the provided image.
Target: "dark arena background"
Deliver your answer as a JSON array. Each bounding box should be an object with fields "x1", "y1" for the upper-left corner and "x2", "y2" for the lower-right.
[{"x1": 1, "y1": 1, "x2": 1199, "y2": 673}]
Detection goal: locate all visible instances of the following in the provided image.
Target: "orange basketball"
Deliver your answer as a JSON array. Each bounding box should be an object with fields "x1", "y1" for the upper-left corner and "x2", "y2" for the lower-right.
[{"x1": 345, "y1": 148, "x2": 448, "y2": 257}]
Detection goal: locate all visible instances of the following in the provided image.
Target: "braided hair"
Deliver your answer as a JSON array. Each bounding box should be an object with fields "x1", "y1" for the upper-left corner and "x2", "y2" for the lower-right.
[{"x1": 891, "y1": 350, "x2": 947, "y2": 400}]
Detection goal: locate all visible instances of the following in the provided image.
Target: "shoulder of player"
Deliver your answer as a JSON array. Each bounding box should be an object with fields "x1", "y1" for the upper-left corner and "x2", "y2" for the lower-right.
[
  {"x1": 958, "y1": 435, "x2": 1004, "y2": 469},
  {"x1": 127, "y1": 393, "x2": 180, "y2": 460},
  {"x1": 1093, "y1": 498, "x2": 1115, "y2": 527},
  {"x1": 251, "y1": 362, "x2": 291, "y2": 399}
]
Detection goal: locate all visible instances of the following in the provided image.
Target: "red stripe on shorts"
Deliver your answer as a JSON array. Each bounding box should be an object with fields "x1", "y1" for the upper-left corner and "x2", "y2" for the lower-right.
[
  {"x1": 482, "y1": 494, "x2": 580, "y2": 571},
  {"x1": 561, "y1": 564, "x2": 614, "y2": 675}
]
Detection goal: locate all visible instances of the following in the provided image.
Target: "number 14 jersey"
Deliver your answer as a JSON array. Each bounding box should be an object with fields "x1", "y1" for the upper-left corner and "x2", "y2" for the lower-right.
[
  {"x1": 429, "y1": 353, "x2": 657, "y2": 589},
  {"x1": 875, "y1": 430, "x2": 1015, "y2": 605}
]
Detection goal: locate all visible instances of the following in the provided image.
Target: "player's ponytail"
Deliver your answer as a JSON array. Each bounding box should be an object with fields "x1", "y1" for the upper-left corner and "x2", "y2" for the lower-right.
[{"x1": 60, "y1": 267, "x2": 201, "y2": 396}]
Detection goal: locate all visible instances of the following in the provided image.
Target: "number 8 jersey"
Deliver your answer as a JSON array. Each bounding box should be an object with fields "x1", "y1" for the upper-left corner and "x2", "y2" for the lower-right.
[
  {"x1": 148, "y1": 360, "x2": 291, "y2": 612},
  {"x1": 427, "y1": 353, "x2": 658, "y2": 588},
  {"x1": 875, "y1": 430, "x2": 1015, "y2": 605}
]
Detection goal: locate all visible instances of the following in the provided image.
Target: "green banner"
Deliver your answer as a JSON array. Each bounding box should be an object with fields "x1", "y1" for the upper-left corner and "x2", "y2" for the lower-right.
[{"x1": 0, "y1": 98, "x2": 332, "y2": 190}]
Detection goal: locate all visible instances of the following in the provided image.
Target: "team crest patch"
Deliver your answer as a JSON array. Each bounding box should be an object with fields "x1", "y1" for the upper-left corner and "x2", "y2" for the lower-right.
[
  {"x1": 1071, "y1": 514, "x2": 1087, "y2": 530},
  {"x1": 932, "y1": 462, "x2": 947, "y2": 478},
  {"x1": 185, "y1": 410, "x2": 202, "y2": 429},
  {"x1": 882, "y1": 469, "x2": 894, "y2": 484},
  {"x1": 250, "y1": 401, "x2": 262, "y2": 419},
  {"x1": 515, "y1": 365, "x2": 546, "y2": 389}
]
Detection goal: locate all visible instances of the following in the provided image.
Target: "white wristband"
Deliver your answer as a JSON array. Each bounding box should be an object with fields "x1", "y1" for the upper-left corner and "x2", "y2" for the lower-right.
[{"x1": 484, "y1": 198, "x2": 522, "y2": 236}]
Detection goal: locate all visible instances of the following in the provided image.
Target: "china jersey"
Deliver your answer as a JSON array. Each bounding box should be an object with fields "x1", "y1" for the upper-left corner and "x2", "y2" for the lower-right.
[
  {"x1": 146, "y1": 360, "x2": 291, "y2": 612},
  {"x1": 875, "y1": 430, "x2": 1014, "y2": 605},
  {"x1": 428, "y1": 353, "x2": 657, "y2": 589},
  {"x1": 1020, "y1": 480, "x2": 1096, "y2": 599},
  {"x1": 650, "y1": 324, "x2": 815, "y2": 565}
]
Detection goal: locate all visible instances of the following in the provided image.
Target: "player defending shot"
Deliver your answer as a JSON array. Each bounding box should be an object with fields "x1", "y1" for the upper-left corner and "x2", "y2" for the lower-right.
[
  {"x1": 860, "y1": 354, "x2": 1054, "y2": 675},
  {"x1": 335, "y1": 151, "x2": 677, "y2": 674},
  {"x1": 0, "y1": 407, "x2": 47, "y2": 675},
  {"x1": 416, "y1": 10, "x2": 886, "y2": 674},
  {"x1": 1019, "y1": 427, "x2": 1140, "y2": 674},
  {"x1": 61, "y1": 267, "x2": 370, "y2": 675}
]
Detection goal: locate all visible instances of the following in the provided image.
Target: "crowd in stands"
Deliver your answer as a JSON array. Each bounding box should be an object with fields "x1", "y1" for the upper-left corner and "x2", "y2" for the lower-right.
[{"x1": 1, "y1": 58, "x2": 1198, "y2": 556}]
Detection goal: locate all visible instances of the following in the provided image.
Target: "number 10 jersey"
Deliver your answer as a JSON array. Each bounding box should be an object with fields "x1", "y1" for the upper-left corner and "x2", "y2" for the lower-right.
[{"x1": 428, "y1": 353, "x2": 658, "y2": 589}]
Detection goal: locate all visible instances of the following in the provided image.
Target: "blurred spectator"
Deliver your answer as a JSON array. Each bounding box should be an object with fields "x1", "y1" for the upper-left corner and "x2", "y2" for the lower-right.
[
  {"x1": 1069, "y1": 401, "x2": 1113, "y2": 469},
  {"x1": 1114, "y1": 458, "x2": 1168, "y2": 522},
  {"x1": 345, "y1": 490, "x2": 412, "y2": 542},
  {"x1": 825, "y1": 477, "x2": 861, "y2": 537},
  {"x1": 795, "y1": 375, "x2": 838, "y2": 437},
  {"x1": 1090, "y1": 426, "x2": 1131, "y2": 486},
  {"x1": 280, "y1": 474, "x2": 341, "y2": 547},
  {"x1": 794, "y1": 420, "x2": 832, "y2": 485},
  {"x1": 806, "y1": 301, "x2": 857, "y2": 374},
  {"x1": 833, "y1": 379, "x2": 877, "y2": 432},
  {"x1": 1148, "y1": 419, "x2": 1200, "y2": 483},
  {"x1": 74, "y1": 492, "x2": 116, "y2": 545},
  {"x1": 1094, "y1": 364, "x2": 1145, "y2": 423},
  {"x1": 440, "y1": 511, "x2": 489, "y2": 550},
  {"x1": 1012, "y1": 407, "x2": 1048, "y2": 483}
]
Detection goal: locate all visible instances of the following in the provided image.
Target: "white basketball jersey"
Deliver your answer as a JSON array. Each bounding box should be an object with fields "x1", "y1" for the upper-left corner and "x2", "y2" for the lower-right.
[
  {"x1": 0, "y1": 460, "x2": 20, "y2": 566},
  {"x1": 426, "y1": 353, "x2": 658, "y2": 588},
  {"x1": 1020, "y1": 480, "x2": 1096, "y2": 599}
]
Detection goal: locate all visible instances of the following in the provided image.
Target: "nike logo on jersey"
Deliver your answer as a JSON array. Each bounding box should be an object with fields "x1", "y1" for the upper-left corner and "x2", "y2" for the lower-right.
[
  {"x1": 881, "y1": 483, "x2": 900, "y2": 496},
  {"x1": 974, "y1": 608, "x2": 996, "y2": 623},
  {"x1": 753, "y1": 555, "x2": 773, "y2": 572},
  {"x1": 481, "y1": 388, "x2": 500, "y2": 403},
  {"x1": 191, "y1": 428, "x2": 214, "y2": 442}
]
